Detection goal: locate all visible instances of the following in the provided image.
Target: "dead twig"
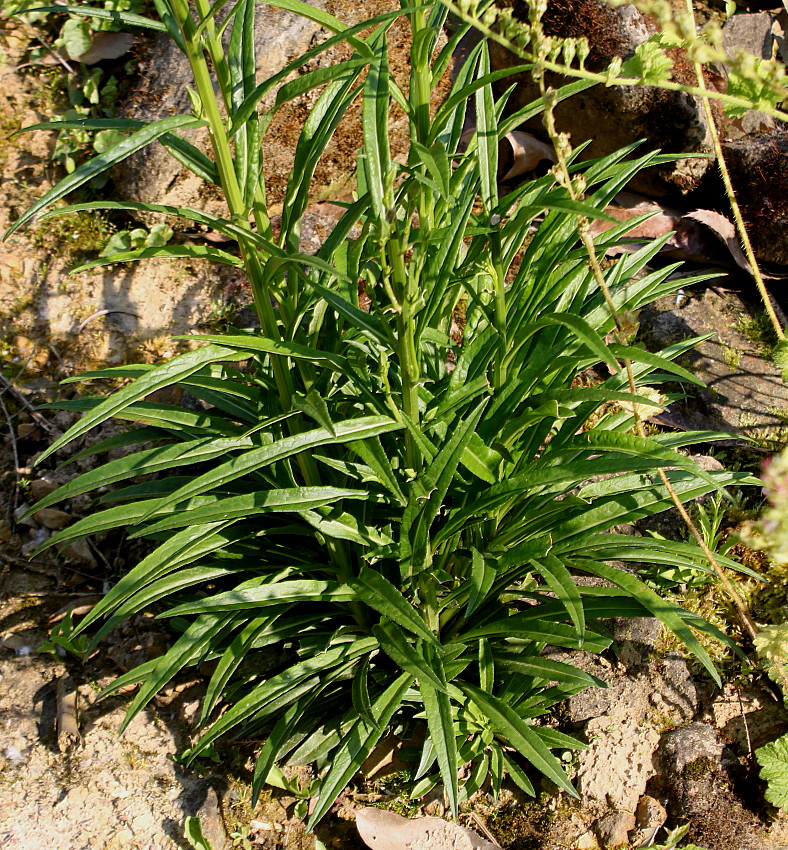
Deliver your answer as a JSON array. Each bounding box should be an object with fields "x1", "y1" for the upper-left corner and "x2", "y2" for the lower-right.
[
  {"x1": 468, "y1": 813, "x2": 502, "y2": 849},
  {"x1": 0, "y1": 372, "x2": 58, "y2": 435}
]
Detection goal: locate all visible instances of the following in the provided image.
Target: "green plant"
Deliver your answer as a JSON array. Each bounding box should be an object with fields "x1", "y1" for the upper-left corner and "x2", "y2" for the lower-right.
[
  {"x1": 100, "y1": 221, "x2": 173, "y2": 256},
  {"x1": 6, "y1": 0, "x2": 759, "y2": 828},
  {"x1": 756, "y1": 732, "x2": 788, "y2": 812},
  {"x1": 3, "y1": 0, "x2": 142, "y2": 175},
  {"x1": 650, "y1": 823, "x2": 708, "y2": 850},
  {"x1": 183, "y1": 816, "x2": 214, "y2": 850}
]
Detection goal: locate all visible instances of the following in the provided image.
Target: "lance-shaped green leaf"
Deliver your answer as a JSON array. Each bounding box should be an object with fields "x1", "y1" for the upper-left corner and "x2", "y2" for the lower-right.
[
  {"x1": 130, "y1": 487, "x2": 368, "y2": 536},
  {"x1": 474, "y1": 42, "x2": 497, "y2": 213},
  {"x1": 32, "y1": 437, "x2": 253, "y2": 513},
  {"x1": 458, "y1": 682, "x2": 577, "y2": 798},
  {"x1": 141, "y1": 416, "x2": 402, "y2": 520},
  {"x1": 372, "y1": 621, "x2": 447, "y2": 692},
  {"x1": 491, "y1": 652, "x2": 605, "y2": 687},
  {"x1": 419, "y1": 647, "x2": 459, "y2": 818},
  {"x1": 161, "y1": 580, "x2": 358, "y2": 617},
  {"x1": 307, "y1": 672, "x2": 413, "y2": 828},
  {"x1": 349, "y1": 566, "x2": 439, "y2": 646},
  {"x1": 192, "y1": 637, "x2": 378, "y2": 761},
  {"x1": 4, "y1": 115, "x2": 206, "y2": 239},
  {"x1": 71, "y1": 244, "x2": 244, "y2": 273},
  {"x1": 72, "y1": 522, "x2": 235, "y2": 638},
  {"x1": 530, "y1": 554, "x2": 584, "y2": 636},
  {"x1": 21, "y1": 5, "x2": 167, "y2": 30},
  {"x1": 362, "y1": 36, "x2": 391, "y2": 221},
  {"x1": 36, "y1": 344, "x2": 247, "y2": 463},
  {"x1": 459, "y1": 616, "x2": 610, "y2": 652}
]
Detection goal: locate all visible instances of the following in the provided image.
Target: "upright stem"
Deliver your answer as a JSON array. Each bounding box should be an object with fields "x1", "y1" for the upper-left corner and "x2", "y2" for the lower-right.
[
  {"x1": 683, "y1": 0, "x2": 784, "y2": 342},
  {"x1": 170, "y1": 0, "x2": 294, "y2": 410}
]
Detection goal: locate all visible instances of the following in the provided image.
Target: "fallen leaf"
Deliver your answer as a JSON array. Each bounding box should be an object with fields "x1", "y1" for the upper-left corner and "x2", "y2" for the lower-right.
[
  {"x1": 681, "y1": 209, "x2": 750, "y2": 273},
  {"x1": 500, "y1": 131, "x2": 555, "y2": 181},
  {"x1": 74, "y1": 31, "x2": 134, "y2": 64},
  {"x1": 361, "y1": 734, "x2": 408, "y2": 779},
  {"x1": 355, "y1": 808, "x2": 500, "y2": 850},
  {"x1": 588, "y1": 191, "x2": 682, "y2": 241}
]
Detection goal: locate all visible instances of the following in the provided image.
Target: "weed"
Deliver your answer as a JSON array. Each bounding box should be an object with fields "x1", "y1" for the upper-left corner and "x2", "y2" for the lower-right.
[
  {"x1": 5, "y1": 0, "x2": 763, "y2": 827},
  {"x1": 721, "y1": 344, "x2": 741, "y2": 371}
]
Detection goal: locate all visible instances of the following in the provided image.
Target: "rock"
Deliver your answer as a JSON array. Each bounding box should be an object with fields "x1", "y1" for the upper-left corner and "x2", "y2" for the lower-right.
[
  {"x1": 33, "y1": 508, "x2": 71, "y2": 530},
  {"x1": 722, "y1": 12, "x2": 774, "y2": 61},
  {"x1": 710, "y1": 680, "x2": 788, "y2": 752},
  {"x1": 629, "y1": 794, "x2": 667, "y2": 847},
  {"x1": 639, "y1": 286, "x2": 788, "y2": 437},
  {"x1": 594, "y1": 811, "x2": 636, "y2": 849},
  {"x1": 655, "y1": 723, "x2": 737, "y2": 776},
  {"x1": 567, "y1": 674, "x2": 651, "y2": 725},
  {"x1": 192, "y1": 786, "x2": 229, "y2": 850},
  {"x1": 355, "y1": 808, "x2": 500, "y2": 850},
  {"x1": 635, "y1": 794, "x2": 667, "y2": 830},
  {"x1": 608, "y1": 616, "x2": 662, "y2": 667},
  {"x1": 488, "y1": 0, "x2": 713, "y2": 197},
  {"x1": 576, "y1": 716, "x2": 661, "y2": 812},
  {"x1": 647, "y1": 655, "x2": 699, "y2": 724},
  {"x1": 724, "y1": 129, "x2": 788, "y2": 267},
  {"x1": 29, "y1": 477, "x2": 59, "y2": 502},
  {"x1": 650, "y1": 724, "x2": 766, "y2": 850},
  {"x1": 115, "y1": 0, "x2": 413, "y2": 224}
]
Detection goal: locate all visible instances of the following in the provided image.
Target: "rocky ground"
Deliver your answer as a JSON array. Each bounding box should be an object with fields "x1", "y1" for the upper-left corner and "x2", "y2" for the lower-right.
[{"x1": 2, "y1": 0, "x2": 788, "y2": 848}]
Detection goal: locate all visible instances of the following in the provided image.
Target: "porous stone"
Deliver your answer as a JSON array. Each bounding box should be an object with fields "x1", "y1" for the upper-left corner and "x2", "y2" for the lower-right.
[
  {"x1": 567, "y1": 674, "x2": 651, "y2": 725},
  {"x1": 650, "y1": 724, "x2": 766, "y2": 850},
  {"x1": 576, "y1": 717, "x2": 660, "y2": 812}
]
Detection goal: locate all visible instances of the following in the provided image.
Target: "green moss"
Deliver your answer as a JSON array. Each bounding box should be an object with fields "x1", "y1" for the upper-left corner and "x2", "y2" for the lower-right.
[
  {"x1": 734, "y1": 312, "x2": 779, "y2": 359},
  {"x1": 30, "y1": 210, "x2": 112, "y2": 261},
  {"x1": 684, "y1": 755, "x2": 717, "y2": 780},
  {"x1": 485, "y1": 798, "x2": 557, "y2": 850}
]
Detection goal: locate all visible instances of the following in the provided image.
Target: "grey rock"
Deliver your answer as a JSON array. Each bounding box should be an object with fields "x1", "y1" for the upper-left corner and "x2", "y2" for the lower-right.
[
  {"x1": 594, "y1": 811, "x2": 635, "y2": 849},
  {"x1": 609, "y1": 616, "x2": 662, "y2": 667},
  {"x1": 567, "y1": 674, "x2": 651, "y2": 725},
  {"x1": 648, "y1": 655, "x2": 699, "y2": 724},
  {"x1": 650, "y1": 724, "x2": 767, "y2": 850},
  {"x1": 639, "y1": 286, "x2": 788, "y2": 436},
  {"x1": 192, "y1": 786, "x2": 229, "y2": 850},
  {"x1": 722, "y1": 12, "x2": 774, "y2": 61},
  {"x1": 654, "y1": 722, "x2": 735, "y2": 775}
]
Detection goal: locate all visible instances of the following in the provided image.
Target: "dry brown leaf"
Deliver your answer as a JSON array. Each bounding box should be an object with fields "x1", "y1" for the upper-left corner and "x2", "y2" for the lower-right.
[
  {"x1": 47, "y1": 594, "x2": 103, "y2": 625},
  {"x1": 355, "y1": 808, "x2": 500, "y2": 850},
  {"x1": 360, "y1": 734, "x2": 408, "y2": 779},
  {"x1": 74, "y1": 32, "x2": 134, "y2": 64},
  {"x1": 681, "y1": 209, "x2": 750, "y2": 273},
  {"x1": 500, "y1": 131, "x2": 555, "y2": 182},
  {"x1": 588, "y1": 192, "x2": 682, "y2": 241}
]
